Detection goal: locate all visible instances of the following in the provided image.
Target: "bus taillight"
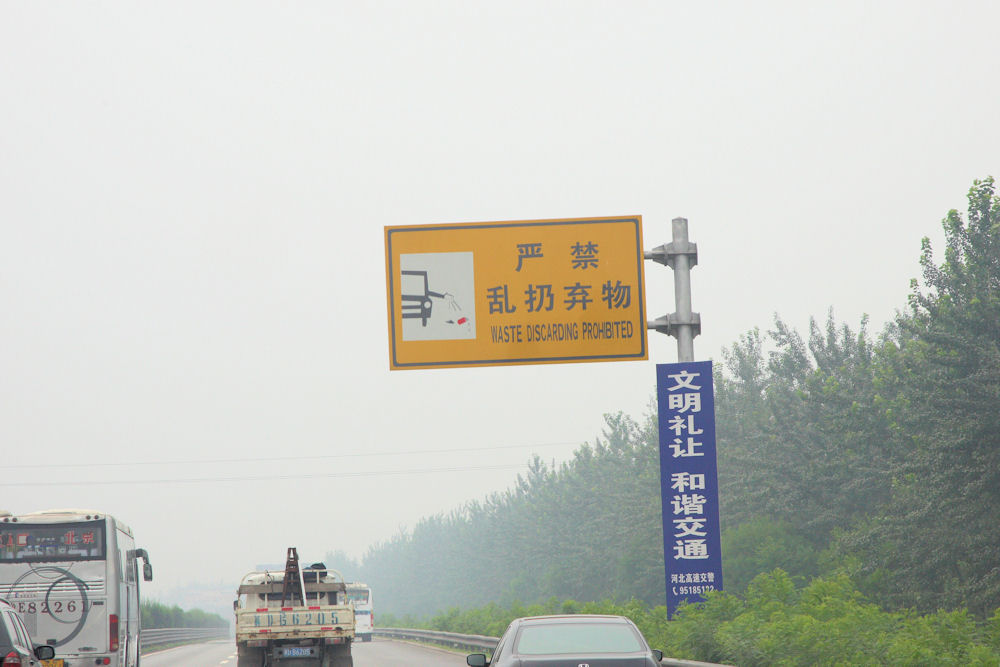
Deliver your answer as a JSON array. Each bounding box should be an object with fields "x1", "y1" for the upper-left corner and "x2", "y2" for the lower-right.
[{"x1": 109, "y1": 614, "x2": 119, "y2": 652}]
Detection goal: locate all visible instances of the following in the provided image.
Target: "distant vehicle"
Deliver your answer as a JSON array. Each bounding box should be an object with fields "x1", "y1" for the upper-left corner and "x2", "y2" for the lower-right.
[
  {"x1": 344, "y1": 583, "x2": 373, "y2": 642},
  {"x1": 234, "y1": 548, "x2": 355, "y2": 667},
  {"x1": 466, "y1": 614, "x2": 665, "y2": 667},
  {"x1": 0, "y1": 509, "x2": 152, "y2": 667},
  {"x1": 0, "y1": 597, "x2": 56, "y2": 667}
]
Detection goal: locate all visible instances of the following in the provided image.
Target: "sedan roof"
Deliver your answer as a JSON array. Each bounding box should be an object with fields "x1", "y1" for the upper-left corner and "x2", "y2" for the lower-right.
[{"x1": 515, "y1": 614, "x2": 634, "y2": 624}]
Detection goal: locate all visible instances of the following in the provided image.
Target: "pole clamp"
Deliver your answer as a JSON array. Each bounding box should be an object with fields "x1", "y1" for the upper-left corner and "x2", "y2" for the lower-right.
[
  {"x1": 647, "y1": 312, "x2": 701, "y2": 338},
  {"x1": 644, "y1": 241, "x2": 698, "y2": 269}
]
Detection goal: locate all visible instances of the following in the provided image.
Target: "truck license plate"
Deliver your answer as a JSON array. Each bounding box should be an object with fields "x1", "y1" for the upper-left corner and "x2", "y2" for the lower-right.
[
  {"x1": 42, "y1": 661, "x2": 65, "y2": 667},
  {"x1": 281, "y1": 647, "x2": 315, "y2": 657}
]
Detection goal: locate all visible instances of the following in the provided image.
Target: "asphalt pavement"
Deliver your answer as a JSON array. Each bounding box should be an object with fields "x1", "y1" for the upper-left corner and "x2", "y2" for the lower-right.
[{"x1": 140, "y1": 638, "x2": 469, "y2": 667}]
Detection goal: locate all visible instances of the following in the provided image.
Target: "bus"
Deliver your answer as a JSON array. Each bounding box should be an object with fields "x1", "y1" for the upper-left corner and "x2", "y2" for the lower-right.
[
  {"x1": 0, "y1": 509, "x2": 152, "y2": 667},
  {"x1": 344, "y1": 582, "x2": 373, "y2": 642}
]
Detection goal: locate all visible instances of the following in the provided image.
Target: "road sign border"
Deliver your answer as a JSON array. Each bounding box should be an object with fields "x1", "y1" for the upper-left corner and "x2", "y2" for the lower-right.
[{"x1": 385, "y1": 216, "x2": 647, "y2": 370}]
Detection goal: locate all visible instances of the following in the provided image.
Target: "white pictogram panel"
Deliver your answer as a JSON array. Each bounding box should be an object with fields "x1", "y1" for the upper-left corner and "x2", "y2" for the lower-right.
[{"x1": 400, "y1": 252, "x2": 476, "y2": 341}]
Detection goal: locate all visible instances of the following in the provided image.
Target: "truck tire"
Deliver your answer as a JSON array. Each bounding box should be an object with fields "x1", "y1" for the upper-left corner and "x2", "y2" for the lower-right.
[{"x1": 237, "y1": 645, "x2": 266, "y2": 667}]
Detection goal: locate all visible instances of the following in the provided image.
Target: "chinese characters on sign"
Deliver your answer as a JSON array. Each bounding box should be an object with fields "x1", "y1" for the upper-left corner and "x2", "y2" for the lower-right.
[
  {"x1": 0, "y1": 522, "x2": 105, "y2": 561},
  {"x1": 486, "y1": 242, "x2": 630, "y2": 314},
  {"x1": 385, "y1": 217, "x2": 647, "y2": 369},
  {"x1": 657, "y1": 361, "x2": 723, "y2": 617}
]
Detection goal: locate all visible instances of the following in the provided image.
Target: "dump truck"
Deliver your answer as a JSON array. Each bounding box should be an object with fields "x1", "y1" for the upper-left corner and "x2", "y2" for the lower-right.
[{"x1": 235, "y1": 548, "x2": 355, "y2": 667}]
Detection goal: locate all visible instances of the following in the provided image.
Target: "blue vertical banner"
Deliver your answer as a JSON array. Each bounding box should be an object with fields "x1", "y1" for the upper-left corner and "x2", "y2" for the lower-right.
[{"x1": 657, "y1": 361, "x2": 723, "y2": 618}]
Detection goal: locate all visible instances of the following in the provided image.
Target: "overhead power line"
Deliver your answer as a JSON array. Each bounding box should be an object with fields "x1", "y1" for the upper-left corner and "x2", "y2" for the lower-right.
[
  {"x1": 0, "y1": 463, "x2": 532, "y2": 487},
  {"x1": 4, "y1": 441, "x2": 583, "y2": 470}
]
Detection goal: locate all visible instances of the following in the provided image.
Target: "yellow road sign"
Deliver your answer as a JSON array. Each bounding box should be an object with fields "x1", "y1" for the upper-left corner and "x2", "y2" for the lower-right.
[{"x1": 385, "y1": 216, "x2": 647, "y2": 370}]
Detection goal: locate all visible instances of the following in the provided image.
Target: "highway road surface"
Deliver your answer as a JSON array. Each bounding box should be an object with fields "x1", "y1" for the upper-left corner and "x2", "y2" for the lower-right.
[
  {"x1": 142, "y1": 638, "x2": 470, "y2": 666},
  {"x1": 354, "y1": 639, "x2": 470, "y2": 665},
  {"x1": 141, "y1": 640, "x2": 236, "y2": 667}
]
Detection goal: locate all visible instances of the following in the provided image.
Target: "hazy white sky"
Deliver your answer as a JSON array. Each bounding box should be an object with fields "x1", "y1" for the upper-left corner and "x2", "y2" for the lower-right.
[{"x1": 2, "y1": 1, "x2": 998, "y2": 605}]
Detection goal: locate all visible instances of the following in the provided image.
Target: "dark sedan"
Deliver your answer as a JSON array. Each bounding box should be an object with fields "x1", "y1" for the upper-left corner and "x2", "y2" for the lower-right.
[
  {"x1": 467, "y1": 614, "x2": 664, "y2": 667},
  {"x1": 1, "y1": 597, "x2": 56, "y2": 667}
]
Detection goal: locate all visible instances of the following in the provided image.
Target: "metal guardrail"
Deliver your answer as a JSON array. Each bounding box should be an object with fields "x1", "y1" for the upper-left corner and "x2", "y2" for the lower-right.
[
  {"x1": 140, "y1": 627, "x2": 231, "y2": 648},
  {"x1": 376, "y1": 627, "x2": 496, "y2": 651},
  {"x1": 374, "y1": 627, "x2": 733, "y2": 667},
  {"x1": 660, "y1": 658, "x2": 736, "y2": 667}
]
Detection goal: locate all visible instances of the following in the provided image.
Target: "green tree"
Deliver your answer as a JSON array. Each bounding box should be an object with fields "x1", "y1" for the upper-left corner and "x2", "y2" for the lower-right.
[
  {"x1": 140, "y1": 600, "x2": 228, "y2": 628},
  {"x1": 839, "y1": 177, "x2": 1000, "y2": 614},
  {"x1": 715, "y1": 312, "x2": 894, "y2": 547},
  {"x1": 720, "y1": 518, "x2": 820, "y2": 594}
]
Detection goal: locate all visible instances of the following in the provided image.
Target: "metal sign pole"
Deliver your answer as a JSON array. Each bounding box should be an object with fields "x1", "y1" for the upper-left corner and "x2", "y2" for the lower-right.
[
  {"x1": 647, "y1": 217, "x2": 723, "y2": 617},
  {"x1": 645, "y1": 217, "x2": 700, "y2": 360}
]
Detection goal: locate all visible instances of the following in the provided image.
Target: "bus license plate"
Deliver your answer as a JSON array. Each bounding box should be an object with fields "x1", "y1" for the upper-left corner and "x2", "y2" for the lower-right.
[
  {"x1": 42, "y1": 661, "x2": 65, "y2": 667},
  {"x1": 281, "y1": 647, "x2": 315, "y2": 657}
]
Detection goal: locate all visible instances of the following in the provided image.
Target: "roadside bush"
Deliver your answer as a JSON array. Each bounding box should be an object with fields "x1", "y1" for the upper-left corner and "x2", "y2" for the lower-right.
[{"x1": 412, "y1": 570, "x2": 1000, "y2": 666}]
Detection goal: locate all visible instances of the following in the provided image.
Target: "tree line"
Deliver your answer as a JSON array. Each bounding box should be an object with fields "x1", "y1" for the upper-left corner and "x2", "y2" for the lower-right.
[
  {"x1": 383, "y1": 571, "x2": 1000, "y2": 666},
  {"x1": 141, "y1": 599, "x2": 229, "y2": 628},
  {"x1": 329, "y1": 178, "x2": 1000, "y2": 630}
]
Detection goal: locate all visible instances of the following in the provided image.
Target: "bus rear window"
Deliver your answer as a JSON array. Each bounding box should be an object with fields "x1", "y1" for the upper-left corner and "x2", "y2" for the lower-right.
[
  {"x1": 0, "y1": 521, "x2": 106, "y2": 562},
  {"x1": 345, "y1": 591, "x2": 369, "y2": 604}
]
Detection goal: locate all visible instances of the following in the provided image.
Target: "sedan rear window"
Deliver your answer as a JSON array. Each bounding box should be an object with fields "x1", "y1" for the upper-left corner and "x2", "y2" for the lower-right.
[{"x1": 515, "y1": 622, "x2": 644, "y2": 654}]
